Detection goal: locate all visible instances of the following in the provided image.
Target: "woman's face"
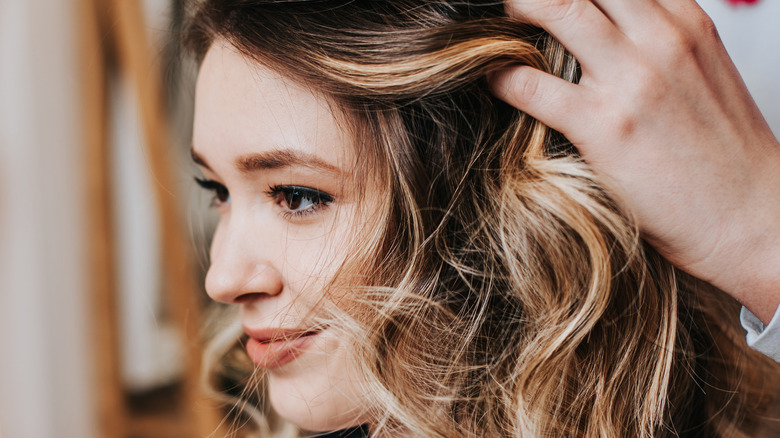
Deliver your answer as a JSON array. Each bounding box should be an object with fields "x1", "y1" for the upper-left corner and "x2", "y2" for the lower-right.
[{"x1": 192, "y1": 42, "x2": 377, "y2": 432}]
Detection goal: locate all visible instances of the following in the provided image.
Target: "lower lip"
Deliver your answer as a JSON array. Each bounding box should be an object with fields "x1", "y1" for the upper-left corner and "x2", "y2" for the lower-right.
[{"x1": 246, "y1": 333, "x2": 320, "y2": 368}]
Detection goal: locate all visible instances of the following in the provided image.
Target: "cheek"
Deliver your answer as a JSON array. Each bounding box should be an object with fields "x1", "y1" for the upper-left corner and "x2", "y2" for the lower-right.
[{"x1": 280, "y1": 218, "x2": 357, "y2": 295}]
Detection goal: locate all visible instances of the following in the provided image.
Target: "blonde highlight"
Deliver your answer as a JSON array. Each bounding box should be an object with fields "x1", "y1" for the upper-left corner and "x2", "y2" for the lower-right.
[{"x1": 185, "y1": 1, "x2": 780, "y2": 436}]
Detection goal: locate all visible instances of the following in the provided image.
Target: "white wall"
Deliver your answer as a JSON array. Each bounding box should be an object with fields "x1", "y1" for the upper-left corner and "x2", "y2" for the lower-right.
[
  {"x1": 700, "y1": 0, "x2": 780, "y2": 135},
  {"x1": 0, "y1": 1, "x2": 95, "y2": 437}
]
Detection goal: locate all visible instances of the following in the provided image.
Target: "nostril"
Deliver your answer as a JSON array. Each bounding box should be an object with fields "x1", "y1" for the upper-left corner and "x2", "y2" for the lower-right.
[{"x1": 234, "y1": 292, "x2": 268, "y2": 304}]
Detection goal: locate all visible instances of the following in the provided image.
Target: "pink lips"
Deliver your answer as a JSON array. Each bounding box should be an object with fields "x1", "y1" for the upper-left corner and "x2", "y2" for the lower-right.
[{"x1": 243, "y1": 327, "x2": 321, "y2": 368}]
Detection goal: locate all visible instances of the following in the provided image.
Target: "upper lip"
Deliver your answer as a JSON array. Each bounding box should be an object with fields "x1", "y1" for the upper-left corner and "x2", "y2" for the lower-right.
[{"x1": 242, "y1": 325, "x2": 322, "y2": 343}]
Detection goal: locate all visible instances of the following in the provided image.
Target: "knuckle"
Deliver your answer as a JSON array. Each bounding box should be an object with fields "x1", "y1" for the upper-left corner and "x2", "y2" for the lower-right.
[
  {"x1": 507, "y1": 1, "x2": 590, "y2": 33},
  {"x1": 542, "y1": 0, "x2": 586, "y2": 24},
  {"x1": 664, "y1": 27, "x2": 695, "y2": 57},
  {"x1": 606, "y1": 105, "x2": 638, "y2": 142},
  {"x1": 650, "y1": 22, "x2": 698, "y2": 67},
  {"x1": 644, "y1": 13, "x2": 694, "y2": 55},
  {"x1": 606, "y1": 74, "x2": 660, "y2": 141},
  {"x1": 692, "y1": 12, "x2": 720, "y2": 42},
  {"x1": 667, "y1": 1, "x2": 719, "y2": 41},
  {"x1": 512, "y1": 71, "x2": 543, "y2": 104},
  {"x1": 655, "y1": 13, "x2": 722, "y2": 63}
]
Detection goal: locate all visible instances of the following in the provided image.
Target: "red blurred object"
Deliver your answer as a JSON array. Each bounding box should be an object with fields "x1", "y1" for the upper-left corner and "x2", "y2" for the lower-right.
[{"x1": 725, "y1": 0, "x2": 760, "y2": 5}]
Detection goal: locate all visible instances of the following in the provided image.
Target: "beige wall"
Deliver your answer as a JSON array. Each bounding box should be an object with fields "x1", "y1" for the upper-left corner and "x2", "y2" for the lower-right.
[{"x1": 0, "y1": 1, "x2": 95, "y2": 437}]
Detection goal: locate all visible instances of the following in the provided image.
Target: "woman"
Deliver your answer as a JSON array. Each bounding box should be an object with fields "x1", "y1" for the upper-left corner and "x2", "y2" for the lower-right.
[{"x1": 184, "y1": 0, "x2": 780, "y2": 436}]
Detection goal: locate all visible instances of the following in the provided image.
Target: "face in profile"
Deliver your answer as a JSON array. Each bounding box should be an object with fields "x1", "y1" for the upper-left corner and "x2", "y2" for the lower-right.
[{"x1": 192, "y1": 42, "x2": 378, "y2": 432}]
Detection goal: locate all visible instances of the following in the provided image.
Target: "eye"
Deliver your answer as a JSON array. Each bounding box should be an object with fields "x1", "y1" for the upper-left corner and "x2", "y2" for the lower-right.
[
  {"x1": 267, "y1": 185, "x2": 333, "y2": 217},
  {"x1": 195, "y1": 177, "x2": 231, "y2": 206}
]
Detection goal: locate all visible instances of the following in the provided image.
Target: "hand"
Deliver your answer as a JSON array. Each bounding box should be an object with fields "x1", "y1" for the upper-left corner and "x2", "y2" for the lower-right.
[{"x1": 491, "y1": 0, "x2": 780, "y2": 324}]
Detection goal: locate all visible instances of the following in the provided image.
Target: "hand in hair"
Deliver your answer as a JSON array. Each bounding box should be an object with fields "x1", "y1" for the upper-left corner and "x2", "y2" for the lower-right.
[{"x1": 491, "y1": 0, "x2": 780, "y2": 325}]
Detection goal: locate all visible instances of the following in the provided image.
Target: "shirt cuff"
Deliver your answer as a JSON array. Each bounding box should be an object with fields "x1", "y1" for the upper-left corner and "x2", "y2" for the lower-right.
[{"x1": 740, "y1": 304, "x2": 780, "y2": 362}]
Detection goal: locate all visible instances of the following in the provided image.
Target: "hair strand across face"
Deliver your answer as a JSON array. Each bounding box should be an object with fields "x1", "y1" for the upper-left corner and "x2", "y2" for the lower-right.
[{"x1": 185, "y1": 1, "x2": 780, "y2": 437}]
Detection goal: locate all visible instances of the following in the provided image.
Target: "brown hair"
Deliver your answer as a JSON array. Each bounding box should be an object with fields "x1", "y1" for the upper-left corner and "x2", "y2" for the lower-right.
[{"x1": 184, "y1": 1, "x2": 780, "y2": 436}]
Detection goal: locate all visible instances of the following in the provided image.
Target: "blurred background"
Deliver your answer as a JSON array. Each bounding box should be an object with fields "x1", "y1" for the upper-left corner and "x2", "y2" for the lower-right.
[
  {"x1": 0, "y1": 0, "x2": 777, "y2": 437},
  {"x1": 0, "y1": 0, "x2": 220, "y2": 437}
]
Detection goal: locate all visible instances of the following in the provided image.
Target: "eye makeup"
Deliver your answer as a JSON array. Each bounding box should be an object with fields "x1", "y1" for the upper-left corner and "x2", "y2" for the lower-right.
[
  {"x1": 195, "y1": 177, "x2": 230, "y2": 206},
  {"x1": 266, "y1": 185, "x2": 334, "y2": 218}
]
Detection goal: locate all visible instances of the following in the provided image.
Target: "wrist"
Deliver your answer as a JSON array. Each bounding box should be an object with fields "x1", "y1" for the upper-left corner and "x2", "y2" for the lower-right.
[
  {"x1": 723, "y1": 244, "x2": 780, "y2": 326},
  {"x1": 707, "y1": 139, "x2": 780, "y2": 325}
]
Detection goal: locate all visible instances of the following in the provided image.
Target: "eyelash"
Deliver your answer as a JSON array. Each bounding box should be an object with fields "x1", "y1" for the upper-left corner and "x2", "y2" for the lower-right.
[
  {"x1": 194, "y1": 178, "x2": 334, "y2": 218},
  {"x1": 266, "y1": 185, "x2": 334, "y2": 218},
  {"x1": 195, "y1": 177, "x2": 230, "y2": 207}
]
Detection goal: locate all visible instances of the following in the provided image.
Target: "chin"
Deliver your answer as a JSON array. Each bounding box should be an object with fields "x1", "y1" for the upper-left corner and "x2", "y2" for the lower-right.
[
  {"x1": 265, "y1": 333, "x2": 373, "y2": 432},
  {"x1": 267, "y1": 374, "x2": 369, "y2": 432}
]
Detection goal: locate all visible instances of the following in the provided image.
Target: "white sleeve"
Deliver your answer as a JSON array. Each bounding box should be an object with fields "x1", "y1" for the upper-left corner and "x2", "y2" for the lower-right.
[{"x1": 740, "y1": 305, "x2": 780, "y2": 362}]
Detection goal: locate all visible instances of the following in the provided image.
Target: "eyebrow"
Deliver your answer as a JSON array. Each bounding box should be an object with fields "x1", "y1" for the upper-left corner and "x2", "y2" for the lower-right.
[
  {"x1": 191, "y1": 147, "x2": 342, "y2": 174},
  {"x1": 191, "y1": 148, "x2": 212, "y2": 170}
]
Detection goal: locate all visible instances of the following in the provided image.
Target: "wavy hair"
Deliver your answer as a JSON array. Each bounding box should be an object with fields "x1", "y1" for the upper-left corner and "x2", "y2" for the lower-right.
[{"x1": 184, "y1": 1, "x2": 780, "y2": 436}]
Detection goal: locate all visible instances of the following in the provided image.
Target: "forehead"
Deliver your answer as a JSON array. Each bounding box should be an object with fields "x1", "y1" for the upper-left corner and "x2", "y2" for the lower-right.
[{"x1": 192, "y1": 42, "x2": 355, "y2": 170}]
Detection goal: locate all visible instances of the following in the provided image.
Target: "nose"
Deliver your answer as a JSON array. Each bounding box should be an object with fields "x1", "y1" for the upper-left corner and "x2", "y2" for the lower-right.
[{"x1": 205, "y1": 220, "x2": 283, "y2": 304}]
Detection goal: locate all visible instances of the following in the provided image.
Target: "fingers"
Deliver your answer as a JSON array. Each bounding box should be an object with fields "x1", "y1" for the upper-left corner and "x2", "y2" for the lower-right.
[
  {"x1": 490, "y1": 65, "x2": 589, "y2": 140},
  {"x1": 505, "y1": 1, "x2": 694, "y2": 52},
  {"x1": 591, "y1": 0, "x2": 663, "y2": 34},
  {"x1": 503, "y1": 0, "x2": 628, "y2": 74},
  {"x1": 654, "y1": 0, "x2": 701, "y2": 16}
]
